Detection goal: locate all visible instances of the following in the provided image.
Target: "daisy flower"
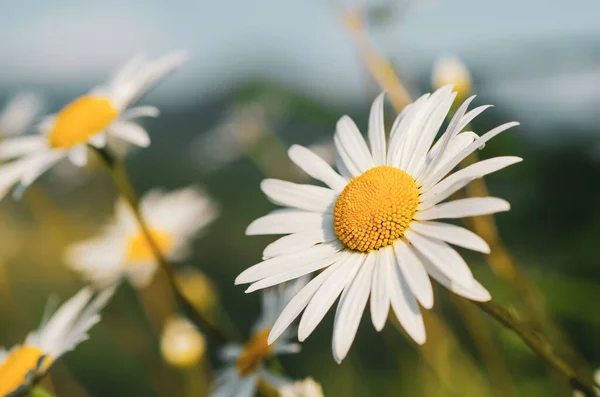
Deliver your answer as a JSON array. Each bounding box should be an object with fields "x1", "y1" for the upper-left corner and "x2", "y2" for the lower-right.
[
  {"x1": 432, "y1": 55, "x2": 472, "y2": 100},
  {"x1": 0, "y1": 51, "x2": 188, "y2": 199},
  {"x1": 0, "y1": 286, "x2": 114, "y2": 396},
  {"x1": 0, "y1": 92, "x2": 43, "y2": 137},
  {"x1": 212, "y1": 278, "x2": 306, "y2": 397},
  {"x1": 160, "y1": 315, "x2": 206, "y2": 368},
  {"x1": 65, "y1": 187, "x2": 218, "y2": 289},
  {"x1": 236, "y1": 86, "x2": 520, "y2": 362},
  {"x1": 278, "y1": 378, "x2": 324, "y2": 397}
]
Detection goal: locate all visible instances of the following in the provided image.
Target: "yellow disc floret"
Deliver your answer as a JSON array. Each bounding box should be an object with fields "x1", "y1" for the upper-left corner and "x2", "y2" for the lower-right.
[
  {"x1": 334, "y1": 166, "x2": 419, "y2": 252},
  {"x1": 0, "y1": 346, "x2": 50, "y2": 396},
  {"x1": 236, "y1": 328, "x2": 274, "y2": 376},
  {"x1": 48, "y1": 95, "x2": 118, "y2": 149},
  {"x1": 126, "y1": 229, "x2": 173, "y2": 264}
]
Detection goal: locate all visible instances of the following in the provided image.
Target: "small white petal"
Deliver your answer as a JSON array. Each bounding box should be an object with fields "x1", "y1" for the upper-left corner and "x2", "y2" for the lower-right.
[
  {"x1": 298, "y1": 253, "x2": 364, "y2": 341},
  {"x1": 268, "y1": 259, "x2": 347, "y2": 344},
  {"x1": 0, "y1": 136, "x2": 47, "y2": 159},
  {"x1": 122, "y1": 106, "x2": 160, "y2": 120},
  {"x1": 368, "y1": 93, "x2": 386, "y2": 165},
  {"x1": 236, "y1": 242, "x2": 343, "y2": 285},
  {"x1": 260, "y1": 179, "x2": 337, "y2": 213},
  {"x1": 88, "y1": 133, "x2": 107, "y2": 148},
  {"x1": 334, "y1": 115, "x2": 374, "y2": 174},
  {"x1": 404, "y1": 230, "x2": 473, "y2": 286},
  {"x1": 419, "y1": 254, "x2": 491, "y2": 301},
  {"x1": 246, "y1": 209, "x2": 331, "y2": 236},
  {"x1": 262, "y1": 228, "x2": 337, "y2": 259},
  {"x1": 393, "y1": 239, "x2": 434, "y2": 309},
  {"x1": 420, "y1": 121, "x2": 520, "y2": 191},
  {"x1": 387, "y1": 259, "x2": 426, "y2": 344},
  {"x1": 288, "y1": 145, "x2": 347, "y2": 192},
  {"x1": 332, "y1": 253, "x2": 373, "y2": 362},
  {"x1": 68, "y1": 145, "x2": 88, "y2": 167},
  {"x1": 415, "y1": 197, "x2": 510, "y2": 221},
  {"x1": 370, "y1": 247, "x2": 392, "y2": 331},
  {"x1": 410, "y1": 221, "x2": 490, "y2": 253},
  {"x1": 419, "y1": 156, "x2": 522, "y2": 208},
  {"x1": 109, "y1": 121, "x2": 151, "y2": 147}
]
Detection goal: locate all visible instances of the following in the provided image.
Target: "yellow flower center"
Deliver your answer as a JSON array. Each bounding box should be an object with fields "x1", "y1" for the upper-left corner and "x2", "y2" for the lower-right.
[
  {"x1": 0, "y1": 346, "x2": 50, "y2": 396},
  {"x1": 48, "y1": 95, "x2": 118, "y2": 149},
  {"x1": 235, "y1": 328, "x2": 274, "y2": 377},
  {"x1": 126, "y1": 229, "x2": 173, "y2": 264},
  {"x1": 334, "y1": 166, "x2": 419, "y2": 252}
]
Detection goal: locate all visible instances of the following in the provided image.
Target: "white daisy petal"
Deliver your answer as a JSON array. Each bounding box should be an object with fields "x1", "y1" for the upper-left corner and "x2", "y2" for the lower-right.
[
  {"x1": 419, "y1": 156, "x2": 522, "y2": 207},
  {"x1": 88, "y1": 133, "x2": 107, "y2": 148},
  {"x1": 370, "y1": 247, "x2": 392, "y2": 331},
  {"x1": 235, "y1": 242, "x2": 343, "y2": 285},
  {"x1": 404, "y1": 230, "x2": 473, "y2": 286},
  {"x1": 335, "y1": 151, "x2": 353, "y2": 179},
  {"x1": 15, "y1": 151, "x2": 65, "y2": 197},
  {"x1": 410, "y1": 221, "x2": 490, "y2": 253},
  {"x1": 335, "y1": 115, "x2": 374, "y2": 173},
  {"x1": 262, "y1": 228, "x2": 337, "y2": 259},
  {"x1": 219, "y1": 344, "x2": 243, "y2": 361},
  {"x1": 246, "y1": 209, "x2": 332, "y2": 236},
  {"x1": 298, "y1": 252, "x2": 364, "y2": 342},
  {"x1": 415, "y1": 197, "x2": 510, "y2": 220},
  {"x1": 260, "y1": 179, "x2": 337, "y2": 213},
  {"x1": 420, "y1": 121, "x2": 520, "y2": 191},
  {"x1": 244, "y1": 250, "x2": 347, "y2": 293},
  {"x1": 0, "y1": 136, "x2": 47, "y2": 159},
  {"x1": 419, "y1": 254, "x2": 491, "y2": 301},
  {"x1": 406, "y1": 86, "x2": 456, "y2": 175},
  {"x1": 393, "y1": 239, "x2": 434, "y2": 309},
  {"x1": 108, "y1": 121, "x2": 151, "y2": 147},
  {"x1": 288, "y1": 145, "x2": 347, "y2": 192},
  {"x1": 67, "y1": 145, "x2": 88, "y2": 167},
  {"x1": 368, "y1": 93, "x2": 386, "y2": 165},
  {"x1": 236, "y1": 374, "x2": 259, "y2": 397},
  {"x1": 122, "y1": 106, "x2": 160, "y2": 120},
  {"x1": 386, "y1": 103, "x2": 414, "y2": 166},
  {"x1": 422, "y1": 131, "x2": 480, "y2": 182},
  {"x1": 332, "y1": 253, "x2": 374, "y2": 362},
  {"x1": 390, "y1": 93, "x2": 431, "y2": 169},
  {"x1": 268, "y1": 259, "x2": 346, "y2": 344},
  {"x1": 387, "y1": 258, "x2": 426, "y2": 344}
]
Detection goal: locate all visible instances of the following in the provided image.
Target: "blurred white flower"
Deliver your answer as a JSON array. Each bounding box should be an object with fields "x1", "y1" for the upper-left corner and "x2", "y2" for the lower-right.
[
  {"x1": 65, "y1": 186, "x2": 218, "y2": 289},
  {"x1": 0, "y1": 51, "x2": 188, "y2": 200},
  {"x1": 0, "y1": 92, "x2": 43, "y2": 137},
  {"x1": 212, "y1": 278, "x2": 307, "y2": 397},
  {"x1": 432, "y1": 55, "x2": 472, "y2": 100},
  {"x1": 0, "y1": 286, "x2": 114, "y2": 396},
  {"x1": 160, "y1": 315, "x2": 206, "y2": 368},
  {"x1": 237, "y1": 87, "x2": 520, "y2": 362},
  {"x1": 192, "y1": 94, "x2": 288, "y2": 172},
  {"x1": 279, "y1": 378, "x2": 324, "y2": 397}
]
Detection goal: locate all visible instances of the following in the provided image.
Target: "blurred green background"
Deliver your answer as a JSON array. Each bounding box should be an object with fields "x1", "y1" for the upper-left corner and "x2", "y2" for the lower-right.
[{"x1": 0, "y1": 1, "x2": 599, "y2": 396}]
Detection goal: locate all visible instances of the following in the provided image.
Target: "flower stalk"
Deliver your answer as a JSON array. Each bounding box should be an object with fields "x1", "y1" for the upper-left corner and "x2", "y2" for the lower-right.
[
  {"x1": 474, "y1": 300, "x2": 597, "y2": 397},
  {"x1": 92, "y1": 145, "x2": 234, "y2": 344}
]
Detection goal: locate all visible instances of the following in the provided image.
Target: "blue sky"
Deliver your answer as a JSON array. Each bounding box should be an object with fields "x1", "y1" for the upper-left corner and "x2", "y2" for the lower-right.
[{"x1": 1, "y1": 0, "x2": 599, "y2": 134}]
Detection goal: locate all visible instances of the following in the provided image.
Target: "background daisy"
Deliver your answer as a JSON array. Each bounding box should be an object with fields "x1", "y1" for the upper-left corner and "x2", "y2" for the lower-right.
[
  {"x1": 0, "y1": 51, "x2": 187, "y2": 199},
  {"x1": 212, "y1": 278, "x2": 306, "y2": 397},
  {"x1": 65, "y1": 186, "x2": 218, "y2": 288},
  {"x1": 236, "y1": 87, "x2": 520, "y2": 362},
  {"x1": 0, "y1": 286, "x2": 114, "y2": 396},
  {"x1": 0, "y1": 92, "x2": 43, "y2": 138}
]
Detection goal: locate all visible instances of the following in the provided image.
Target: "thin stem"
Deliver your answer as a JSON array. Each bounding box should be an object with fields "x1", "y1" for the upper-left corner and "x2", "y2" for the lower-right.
[
  {"x1": 475, "y1": 300, "x2": 597, "y2": 397},
  {"x1": 92, "y1": 146, "x2": 234, "y2": 344},
  {"x1": 28, "y1": 386, "x2": 57, "y2": 397}
]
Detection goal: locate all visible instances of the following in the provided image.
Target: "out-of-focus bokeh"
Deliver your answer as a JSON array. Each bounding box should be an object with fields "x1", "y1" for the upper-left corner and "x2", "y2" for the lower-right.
[{"x1": 1, "y1": 0, "x2": 599, "y2": 396}]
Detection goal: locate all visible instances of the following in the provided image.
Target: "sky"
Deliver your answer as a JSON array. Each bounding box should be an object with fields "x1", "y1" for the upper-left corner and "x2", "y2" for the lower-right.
[{"x1": 1, "y1": 0, "x2": 599, "y2": 135}]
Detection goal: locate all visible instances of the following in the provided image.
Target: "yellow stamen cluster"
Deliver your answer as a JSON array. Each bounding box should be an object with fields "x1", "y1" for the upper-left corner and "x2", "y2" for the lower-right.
[
  {"x1": 48, "y1": 95, "x2": 118, "y2": 149},
  {"x1": 235, "y1": 328, "x2": 274, "y2": 377},
  {"x1": 0, "y1": 346, "x2": 50, "y2": 396},
  {"x1": 334, "y1": 166, "x2": 419, "y2": 252},
  {"x1": 126, "y1": 229, "x2": 173, "y2": 264}
]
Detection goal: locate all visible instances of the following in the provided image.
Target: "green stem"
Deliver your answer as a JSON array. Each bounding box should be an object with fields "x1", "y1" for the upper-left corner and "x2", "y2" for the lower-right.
[
  {"x1": 475, "y1": 300, "x2": 596, "y2": 397},
  {"x1": 92, "y1": 146, "x2": 234, "y2": 344},
  {"x1": 28, "y1": 386, "x2": 56, "y2": 397}
]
